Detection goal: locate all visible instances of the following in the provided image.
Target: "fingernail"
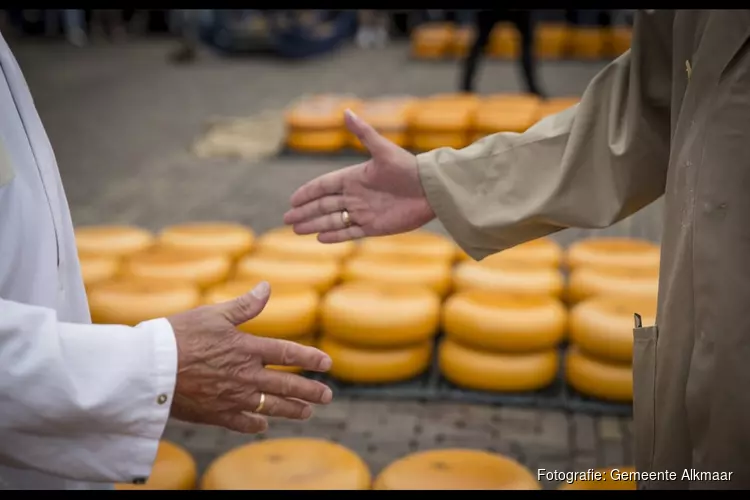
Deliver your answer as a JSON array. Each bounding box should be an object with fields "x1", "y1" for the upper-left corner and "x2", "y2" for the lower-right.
[
  {"x1": 345, "y1": 108, "x2": 359, "y2": 121},
  {"x1": 251, "y1": 281, "x2": 271, "y2": 300},
  {"x1": 318, "y1": 355, "x2": 332, "y2": 371},
  {"x1": 321, "y1": 387, "x2": 333, "y2": 404}
]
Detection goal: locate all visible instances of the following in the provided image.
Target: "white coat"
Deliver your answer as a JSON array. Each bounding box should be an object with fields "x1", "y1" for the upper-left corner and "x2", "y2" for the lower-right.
[{"x1": 0, "y1": 30, "x2": 177, "y2": 490}]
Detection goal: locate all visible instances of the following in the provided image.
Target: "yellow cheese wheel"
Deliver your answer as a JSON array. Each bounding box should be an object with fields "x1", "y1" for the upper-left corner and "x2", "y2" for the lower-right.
[
  {"x1": 124, "y1": 248, "x2": 231, "y2": 289},
  {"x1": 265, "y1": 335, "x2": 316, "y2": 373},
  {"x1": 443, "y1": 291, "x2": 567, "y2": 352},
  {"x1": 235, "y1": 253, "x2": 340, "y2": 294},
  {"x1": 565, "y1": 347, "x2": 633, "y2": 403},
  {"x1": 411, "y1": 132, "x2": 471, "y2": 151},
  {"x1": 567, "y1": 265, "x2": 659, "y2": 304},
  {"x1": 439, "y1": 339, "x2": 559, "y2": 392},
  {"x1": 453, "y1": 254, "x2": 564, "y2": 297},
  {"x1": 357, "y1": 231, "x2": 457, "y2": 261},
  {"x1": 374, "y1": 449, "x2": 540, "y2": 490},
  {"x1": 570, "y1": 27, "x2": 605, "y2": 60},
  {"x1": 79, "y1": 255, "x2": 120, "y2": 289},
  {"x1": 609, "y1": 27, "x2": 632, "y2": 58},
  {"x1": 285, "y1": 94, "x2": 359, "y2": 129},
  {"x1": 489, "y1": 23, "x2": 520, "y2": 59},
  {"x1": 349, "y1": 97, "x2": 416, "y2": 151},
  {"x1": 342, "y1": 254, "x2": 452, "y2": 297},
  {"x1": 286, "y1": 129, "x2": 348, "y2": 153},
  {"x1": 566, "y1": 237, "x2": 660, "y2": 271},
  {"x1": 474, "y1": 104, "x2": 538, "y2": 134},
  {"x1": 411, "y1": 23, "x2": 455, "y2": 59},
  {"x1": 321, "y1": 282, "x2": 440, "y2": 348},
  {"x1": 320, "y1": 336, "x2": 432, "y2": 384},
  {"x1": 493, "y1": 238, "x2": 564, "y2": 267},
  {"x1": 570, "y1": 295, "x2": 657, "y2": 363},
  {"x1": 201, "y1": 438, "x2": 371, "y2": 490},
  {"x1": 558, "y1": 466, "x2": 636, "y2": 490},
  {"x1": 158, "y1": 222, "x2": 255, "y2": 258},
  {"x1": 255, "y1": 226, "x2": 356, "y2": 261},
  {"x1": 75, "y1": 225, "x2": 154, "y2": 258},
  {"x1": 204, "y1": 280, "x2": 319, "y2": 339},
  {"x1": 88, "y1": 279, "x2": 201, "y2": 326},
  {"x1": 450, "y1": 25, "x2": 477, "y2": 58},
  {"x1": 535, "y1": 23, "x2": 569, "y2": 59},
  {"x1": 115, "y1": 441, "x2": 197, "y2": 490}
]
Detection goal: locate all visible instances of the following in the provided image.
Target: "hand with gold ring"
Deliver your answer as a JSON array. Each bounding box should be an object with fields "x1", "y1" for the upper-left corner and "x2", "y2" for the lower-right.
[
  {"x1": 284, "y1": 109, "x2": 436, "y2": 243},
  {"x1": 167, "y1": 281, "x2": 334, "y2": 434}
]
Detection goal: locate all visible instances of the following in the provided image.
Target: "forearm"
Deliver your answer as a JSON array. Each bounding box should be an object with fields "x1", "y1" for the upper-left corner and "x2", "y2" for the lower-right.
[
  {"x1": 418, "y1": 11, "x2": 674, "y2": 260},
  {"x1": 0, "y1": 299, "x2": 177, "y2": 483}
]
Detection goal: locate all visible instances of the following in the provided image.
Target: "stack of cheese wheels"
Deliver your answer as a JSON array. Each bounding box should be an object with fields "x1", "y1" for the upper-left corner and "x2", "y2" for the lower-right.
[
  {"x1": 450, "y1": 25, "x2": 477, "y2": 58},
  {"x1": 536, "y1": 97, "x2": 580, "y2": 121},
  {"x1": 123, "y1": 247, "x2": 232, "y2": 290},
  {"x1": 558, "y1": 466, "x2": 636, "y2": 490},
  {"x1": 236, "y1": 252, "x2": 341, "y2": 294},
  {"x1": 285, "y1": 94, "x2": 359, "y2": 153},
  {"x1": 115, "y1": 441, "x2": 197, "y2": 490},
  {"x1": 254, "y1": 226, "x2": 356, "y2": 262},
  {"x1": 75, "y1": 225, "x2": 155, "y2": 290},
  {"x1": 569, "y1": 26, "x2": 605, "y2": 60},
  {"x1": 489, "y1": 22, "x2": 520, "y2": 59},
  {"x1": 566, "y1": 237, "x2": 660, "y2": 304},
  {"x1": 349, "y1": 97, "x2": 416, "y2": 152},
  {"x1": 453, "y1": 239, "x2": 565, "y2": 298},
  {"x1": 411, "y1": 22, "x2": 455, "y2": 59},
  {"x1": 319, "y1": 282, "x2": 440, "y2": 384},
  {"x1": 534, "y1": 23, "x2": 570, "y2": 60},
  {"x1": 409, "y1": 95, "x2": 478, "y2": 151},
  {"x1": 201, "y1": 438, "x2": 372, "y2": 490},
  {"x1": 566, "y1": 295, "x2": 656, "y2": 403},
  {"x1": 204, "y1": 280, "x2": 319, "y2": 373},
  {"x1": 440, "y1": 291, "x2": 565, "y2": 392},
  {"x1": 473, "y1": 94, "x2": 542, "y2": 142},
  {"x1": 88, "y1": 279, "x2": 201, "y2": 325},
  {"x1": 609, "y1": 27, "x2": 632, "y2": 58},
  {"x1": 157, "y1": 222, "x2": 255, "y2": 260},
  {"x1": 374, "y1": 449, "x2": 540, "y2": 490}
]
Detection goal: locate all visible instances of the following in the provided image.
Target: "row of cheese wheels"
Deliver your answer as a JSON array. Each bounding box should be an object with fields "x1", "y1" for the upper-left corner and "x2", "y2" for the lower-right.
[
  {"x1": 412, "y1": 22, "x2": 632, "y2": 61},
  {"x1": 285, "y1": 93, "x2": 580, "y2": 153},
  {"x1": 118, "y1": 439, "x2": 635, "y2": 490}
]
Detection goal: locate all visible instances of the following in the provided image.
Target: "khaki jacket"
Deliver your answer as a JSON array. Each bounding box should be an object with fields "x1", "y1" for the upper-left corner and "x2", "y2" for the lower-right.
[{"x1": 418, "y1": 10, "x2": 750, "y2": 489}]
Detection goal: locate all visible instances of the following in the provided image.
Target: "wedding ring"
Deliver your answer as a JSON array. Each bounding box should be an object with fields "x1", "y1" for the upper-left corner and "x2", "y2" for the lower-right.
[
  {"x1": 341, "y1": 209, "x2": 352, "y2": 228},
  {"x1": 253, "y1": 392, "x2": 266, "y2": 413}
]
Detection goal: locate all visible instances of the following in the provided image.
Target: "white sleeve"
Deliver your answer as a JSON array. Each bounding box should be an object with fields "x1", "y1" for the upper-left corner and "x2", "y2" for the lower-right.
[{"x1": 0, "y1": 299, "x2": 178, "y2": 484}]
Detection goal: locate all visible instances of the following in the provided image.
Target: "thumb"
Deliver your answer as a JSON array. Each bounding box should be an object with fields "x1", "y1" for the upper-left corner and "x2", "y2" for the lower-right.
[
  {"x1": 218, "y1": 281, "x2": 271, "y2": 326},
  {"x1": 345, "y1": 109, "x2": 390, "y2": 154}
]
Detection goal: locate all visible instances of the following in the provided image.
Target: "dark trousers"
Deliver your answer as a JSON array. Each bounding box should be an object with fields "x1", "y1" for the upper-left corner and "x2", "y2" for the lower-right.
[{"x1": 460, "y1": 10, "x2": 543, "y2": 97}]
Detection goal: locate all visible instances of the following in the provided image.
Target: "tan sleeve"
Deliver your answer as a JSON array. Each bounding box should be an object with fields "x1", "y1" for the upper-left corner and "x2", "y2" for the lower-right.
[{"x1": 417, "y1": 11, "x2": 675, "y2": 260}]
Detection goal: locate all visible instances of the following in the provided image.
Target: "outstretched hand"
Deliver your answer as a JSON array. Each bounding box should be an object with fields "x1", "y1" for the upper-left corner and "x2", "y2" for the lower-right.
[{"x1": 283, "y1": 110, "x2": 436, "y2": 243}]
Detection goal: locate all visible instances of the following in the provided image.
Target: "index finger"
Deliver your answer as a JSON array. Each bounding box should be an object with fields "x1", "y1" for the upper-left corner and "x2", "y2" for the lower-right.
[
  {"x1": 250, "y1": 336, "x2": 333, "y2": 372},
  {"x1": 289, "y1": 165, "x2": 356, "y2": 208}
]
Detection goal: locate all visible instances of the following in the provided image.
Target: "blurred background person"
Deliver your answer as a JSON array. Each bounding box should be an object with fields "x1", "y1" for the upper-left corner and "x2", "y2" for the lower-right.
[{"x1": 356, "y1": 10, "x2": 389, "y2": 49}]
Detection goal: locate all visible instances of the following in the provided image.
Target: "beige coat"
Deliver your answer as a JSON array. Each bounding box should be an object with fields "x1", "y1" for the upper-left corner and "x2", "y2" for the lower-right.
[{"x1": 418, "y1": 10, "x2": 750, "y2": 489}]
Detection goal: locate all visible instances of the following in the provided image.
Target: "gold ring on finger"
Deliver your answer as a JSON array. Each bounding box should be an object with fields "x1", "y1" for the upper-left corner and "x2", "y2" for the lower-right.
[
  {"x1": 341, "y1": 209, "x2": 352, "y2": 228},
  {"x1": 253, "y1": 392, "x2": 266, "y2": 413}
]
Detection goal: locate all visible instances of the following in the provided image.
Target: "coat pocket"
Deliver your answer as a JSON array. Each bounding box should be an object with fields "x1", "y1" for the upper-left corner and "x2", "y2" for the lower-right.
[{"x1": 632, "y1": 324, "x2": 658, "y2": 476}]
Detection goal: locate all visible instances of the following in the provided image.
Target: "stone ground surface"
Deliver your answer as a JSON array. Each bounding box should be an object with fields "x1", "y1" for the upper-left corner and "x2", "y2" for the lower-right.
[{"x1": 8, "y1": 33, "x2": 664, "y2": 489}]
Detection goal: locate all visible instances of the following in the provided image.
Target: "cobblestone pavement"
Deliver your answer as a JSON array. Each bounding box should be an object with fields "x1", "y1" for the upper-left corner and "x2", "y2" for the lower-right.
[{"x1": 10, "y1": 35, "x2": 658, "y2": 489}]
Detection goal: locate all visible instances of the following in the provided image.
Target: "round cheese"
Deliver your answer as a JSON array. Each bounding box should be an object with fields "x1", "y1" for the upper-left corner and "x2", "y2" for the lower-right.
[
  {"x1": 566, "y1": 237, "x2": 660, "y2": 271},
  {"x1": 439, "y1": 339, "x2": 559, "y2": 392},
  {"x1": 565, "y1": 347, "x2": 633, "y2": 403},
  {"x1": 235, "y1": 253, "x2": 340, "y2": 294},
  {"x1": 201, "y1": 438, "x2": 371, "y2": 490},
  {"x1": 158, "y1": 222, "x2": 255, "y2": 259},
  {"x1": 357, "y1": 231, "x2": 457, "y2": 262},
  {"x1": 443, "y1": 291, "x2": 567, "y2": 352},
  {"x1": 374, "y1": 449, "x2": 540, "y2": 490},
  {"x1": 286, "y1": 130, "x2": 349, "y2": 153},
  {"x1": 255, "y1": 226, "x2": 356, "y2": 261},
  {"x1": 205, "y1": 280, "x2": 319, "y2": 340},
  {"x1": 558, "y1": 466, "x2": 636, "y2": 490},
  {"x1": 453, "y1": 254, "x2": 564, "y2": 298},
  {"x1": 321, "y1": 282, "x2": 440, "y2": 348},
  {"x1": 116, "y1": 441, "x2": 197, "y2": 490},
  {"x1": 79, "y1": 255, "x2": 120, "y2": 289},
  {"x1": 342, "y1": 253, "x2": 452, "y2": 296},
  {"x1": 486, "y1": 238, "x2": 563, "y2": 267},
  {"x1": 320, "y1": 336, "x2": 432, "y2": 384},
  {"x1": 88, "y1": 279, "x2": 201, "y2": 326},
  {"x1": 123, "y1": 248, "x2": 231, "y2": 289},
  {"x1": 570, "y1": 295, "x2": 657, "y2": 363},
  {"x1": 567, "y1": 265, "x2": 659, "y2": 304},
  {"x1": 75, "y1": 225, "x2": 154, "y2": 258}
]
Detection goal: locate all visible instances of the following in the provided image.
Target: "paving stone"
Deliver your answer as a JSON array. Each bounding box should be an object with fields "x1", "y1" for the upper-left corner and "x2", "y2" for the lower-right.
[
  {"x1": 598, "y1": 416, "x2": 623, "y2": 442},
  {"x1": 572, "y1": 413, "x2": 597, "y2": 453}
]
